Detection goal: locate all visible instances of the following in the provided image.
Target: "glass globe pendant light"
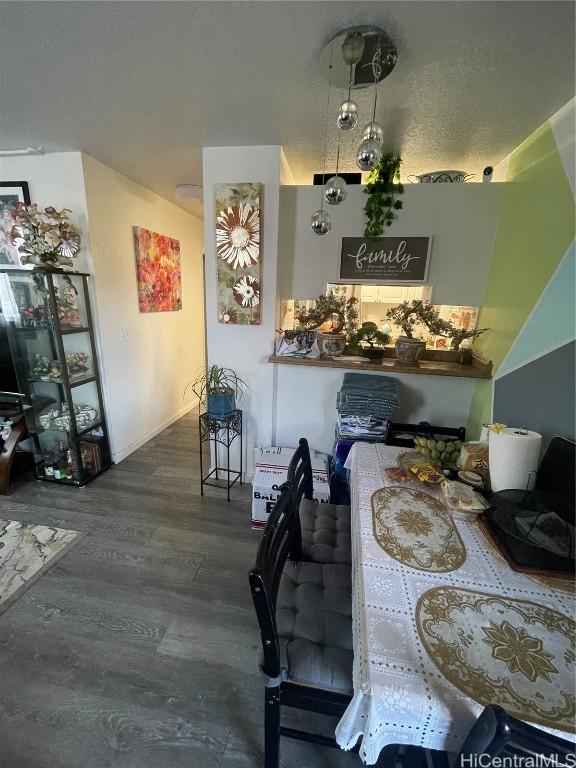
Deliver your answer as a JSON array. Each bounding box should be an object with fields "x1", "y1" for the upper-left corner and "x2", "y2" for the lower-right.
[
  {"x1": 323, "y1": 145, "x2": 347, "y2": 206},
  {"x1": 310, "y1": 208, "x2": 332, "y2": 235},
  {"x1": 356, "y1": 43, "x2": 384, "y2": 171},
  {"x1": 362, "y1": 120, "x2": 384, "y2": 145},
  {"x1": 356, "y1": 138, "x2": 382, "y2": 171},
  {"x1": 336, "y1": 31, "x2": 364, "y2": 131},
  {"x1": 311, "y1": 44, "x2": 335, "y2": 235}
]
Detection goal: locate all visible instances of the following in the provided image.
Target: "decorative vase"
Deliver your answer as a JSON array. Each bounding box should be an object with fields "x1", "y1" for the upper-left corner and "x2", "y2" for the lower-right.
[
  {"x1": 316, "y1": 332, "x2": 346, "y2": 357},
  {"x1": 207, "y1": 390, "x2": 236, "y2": 418},
  {"x1": 395, "y1": 337, "x2": 426, "y2": 366},
  {"x1": 362, "y1": 347, "x2": 385, "y2": 361}
]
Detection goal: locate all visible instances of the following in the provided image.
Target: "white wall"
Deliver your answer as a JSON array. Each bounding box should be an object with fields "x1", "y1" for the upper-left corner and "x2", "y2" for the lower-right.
[
  {"x1": 82, "y1": 154, "x2": 205, "y2": 462},
  {"x1": 278, "y1": 183, "x2": 503, "y2": 304},
  {"x1": 202, "y1": 146, "x2": 283, "y2": 475},
  {"x1": 0, "y1": 152, "x2": 92, "y2": 273}
]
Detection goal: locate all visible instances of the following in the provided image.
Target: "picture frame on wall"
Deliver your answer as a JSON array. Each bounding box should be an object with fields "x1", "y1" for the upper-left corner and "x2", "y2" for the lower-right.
[
  {"x1": 339, "y1": 236, "x2": 432, "y2": 284},
  {"x1": 0, "y1": 181, "x2": 31, "y2": 267}
]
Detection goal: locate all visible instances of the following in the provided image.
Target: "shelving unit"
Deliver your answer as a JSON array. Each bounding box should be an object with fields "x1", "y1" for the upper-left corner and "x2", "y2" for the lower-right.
[{"x1": 0, "y1": 268, "x2": 112, "y2": 485}]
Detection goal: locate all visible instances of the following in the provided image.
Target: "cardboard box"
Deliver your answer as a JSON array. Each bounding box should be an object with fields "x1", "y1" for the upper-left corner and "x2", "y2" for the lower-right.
[
  {"x1": 254, "y1": 445, "x2": 328, "y2": 473},
  {"x1": 252, "y1": 446, "x2": 330, "y2": 530}
]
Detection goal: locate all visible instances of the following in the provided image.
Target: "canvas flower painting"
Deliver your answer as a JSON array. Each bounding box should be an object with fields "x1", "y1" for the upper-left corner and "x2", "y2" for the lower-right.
[
  {"x1": 133, "y1": 227, "x2": 181, "y2": 312},
  {"x1": 214, "y1": 183, "x2": 261, "y2": 325}
]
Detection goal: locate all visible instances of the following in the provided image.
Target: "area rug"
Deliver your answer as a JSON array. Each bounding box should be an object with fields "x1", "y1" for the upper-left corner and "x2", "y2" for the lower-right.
[{"x1": 0, "y1": 519, "x2": 84, "y2": 616}]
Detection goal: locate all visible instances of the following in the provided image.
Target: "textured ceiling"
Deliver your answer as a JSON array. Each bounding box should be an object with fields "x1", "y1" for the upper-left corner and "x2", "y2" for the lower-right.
[{"x1": 0, "y1": 1, "x2": 574, "y2": 217}]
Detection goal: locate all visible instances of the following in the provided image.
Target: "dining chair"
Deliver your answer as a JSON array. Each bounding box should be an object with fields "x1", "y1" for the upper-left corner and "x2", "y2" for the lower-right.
[
  {"x1": 375, "y1": 704, "x2": 575, "y2": 767},
  {"x1": 385, "y1": 422, "x2": 466, "y2": 448},
  {"x1": 286, "y1": 437, "x2": 352, "y2": 565},
  {"x1": 249, "y1": 482, "x2": 354, "y2": 768}
]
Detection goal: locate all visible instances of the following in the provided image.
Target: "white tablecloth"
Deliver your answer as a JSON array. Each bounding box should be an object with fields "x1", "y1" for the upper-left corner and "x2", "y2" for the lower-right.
[{"x1": 335, "y1": 442, "x2": 574, "y2": 765}]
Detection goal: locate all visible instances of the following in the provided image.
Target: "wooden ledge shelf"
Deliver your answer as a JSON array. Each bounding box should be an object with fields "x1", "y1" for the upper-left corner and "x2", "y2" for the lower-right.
[{"x1": 268, "y1": 352, "x2": 492, "y2": 379}]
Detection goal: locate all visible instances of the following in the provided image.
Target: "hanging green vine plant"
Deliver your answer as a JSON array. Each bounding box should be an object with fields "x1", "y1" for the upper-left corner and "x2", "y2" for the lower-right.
[{"x1": 363, "y1": 155, "x2": 404, "y2": 238}]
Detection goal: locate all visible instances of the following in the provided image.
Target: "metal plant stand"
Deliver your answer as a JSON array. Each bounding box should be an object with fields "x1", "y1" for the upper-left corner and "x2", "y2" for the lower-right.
[{"x1": 199, "y1": 409, "x2": 243, "y2": 502}]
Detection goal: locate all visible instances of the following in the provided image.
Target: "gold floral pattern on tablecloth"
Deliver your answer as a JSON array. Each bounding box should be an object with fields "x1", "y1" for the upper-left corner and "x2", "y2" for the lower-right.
[
  {"x1": 371, "y1": 487, "x2": 466, "y2": 572},
  {"x1": 416, "y1": 586, "x2": 575, "y2": 733}
]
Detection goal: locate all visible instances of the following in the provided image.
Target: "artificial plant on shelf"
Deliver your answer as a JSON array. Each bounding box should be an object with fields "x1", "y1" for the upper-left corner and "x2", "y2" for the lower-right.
[
  {"x1": 9, "y1": 203, "x2": 81, "y2": 269},
  {"x1": 363, "y1": 155, "x2": 404, "y2": 238},
  {"x1": 447, "y1": 326, "x2": 488, "y2": 351},
  {"x1": 295, "y1": 293, "x2": 359, "y2": 336},
  {"x1": 385, "y1": 300, "x2": 447, "y2": 339},
  {"x1": 347, "y1": 322, "x2": 390, "y2": 359}
]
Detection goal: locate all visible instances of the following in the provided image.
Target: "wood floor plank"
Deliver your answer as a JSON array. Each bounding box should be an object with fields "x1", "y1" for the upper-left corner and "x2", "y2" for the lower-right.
[{"x1": 0, "y1": 411, "x2": 362, "y2": 768}]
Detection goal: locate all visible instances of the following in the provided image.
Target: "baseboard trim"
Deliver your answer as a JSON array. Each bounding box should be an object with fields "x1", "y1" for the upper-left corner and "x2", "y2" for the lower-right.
[{"x1": 112, "y1": 398, "x2": 199, "y2": 464}]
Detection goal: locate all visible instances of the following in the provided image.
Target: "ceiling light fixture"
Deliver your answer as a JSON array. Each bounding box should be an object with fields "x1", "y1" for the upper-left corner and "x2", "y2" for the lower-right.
[
  {"x1": 0, "y1": 146, "x2": 45, "y2": 157},
  {"x1": 175, "y1": 184, "x2": 203, "y2": 199},
  {"x1": 313, "y1": 26, "x2": 397, "y2": 231}
]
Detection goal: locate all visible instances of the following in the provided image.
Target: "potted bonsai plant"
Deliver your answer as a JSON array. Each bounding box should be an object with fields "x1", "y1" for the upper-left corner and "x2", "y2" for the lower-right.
[
  {"x1": 295, "y1": 293, "x2": 359, "y2": 357},
  {"x1": 385, "y1": 300, "x2": 452, "y2": 365},
  {"x1": 447, "y1": 326, "x2": 488, "y2": 355},
  {"x1": 386, "y1": 300, "x2": 429, "y2": 365},
  {"x1": 188, "y1": 365, "x2": 247, "y2": 418},
  {"x1": 348, "y1": 322, "x2": 390, "y2": 360}
]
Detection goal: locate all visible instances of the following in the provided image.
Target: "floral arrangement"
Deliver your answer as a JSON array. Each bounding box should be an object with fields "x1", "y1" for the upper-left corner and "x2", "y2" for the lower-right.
[
  {"x1": 66, "y1": 352, "x2": 89, "y2": 376},
  {"x1": 31, "y1": 352, "x2": 89, "y2": 380},
  {"x1": 32, "y1": 354, "x2": 54, "y2": 379},
  {"x1": 56, "y1": 276, "x2": 81, "y2": 327},
  {"x1": 10, "y1": 203, "x2": 81, "y2": 268}
]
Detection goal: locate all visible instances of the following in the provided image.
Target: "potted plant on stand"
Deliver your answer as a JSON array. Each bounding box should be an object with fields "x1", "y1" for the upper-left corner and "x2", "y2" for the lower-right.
[
  {"x1": 348, "y1": 322, "x2": 390, "y2": 361},
  {"x1": 188, "y1": 365, "x2": 247, "y2": 418}
]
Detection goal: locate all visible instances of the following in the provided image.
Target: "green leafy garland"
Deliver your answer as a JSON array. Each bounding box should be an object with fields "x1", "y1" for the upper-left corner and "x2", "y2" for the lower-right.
[{"x1": 363, "y1": 155, "x2": 403, "y2": 238}]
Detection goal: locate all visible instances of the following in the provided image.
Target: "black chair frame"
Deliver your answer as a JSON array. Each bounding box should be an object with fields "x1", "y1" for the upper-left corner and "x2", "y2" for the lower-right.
[
  {"x1": 285, "y1": 437, "x2": 314, "y2": 561},
  {"x1": 249, "y1": 483, "x2": 354, "y2": 768},
  {"x1": 456, "y1": 704, "x2": 575, "y2": 766},
  {"x1": 386, "y1": 421, "x2": 466, "y2": 448}
]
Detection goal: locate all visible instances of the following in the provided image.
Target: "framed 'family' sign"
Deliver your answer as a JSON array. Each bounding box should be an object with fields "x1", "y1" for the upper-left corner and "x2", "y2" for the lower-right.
[{"x1": 340, "y1": 236, "x2": 432, "y2": 283}]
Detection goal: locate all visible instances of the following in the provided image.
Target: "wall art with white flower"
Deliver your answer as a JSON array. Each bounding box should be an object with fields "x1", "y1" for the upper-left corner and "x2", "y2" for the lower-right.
[{"x1": 214, "y1": 182, "x2": 261, "y2": 325}]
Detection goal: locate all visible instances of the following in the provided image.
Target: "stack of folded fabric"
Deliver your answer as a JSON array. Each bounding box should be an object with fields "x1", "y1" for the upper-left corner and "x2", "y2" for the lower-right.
[{"x1": 334, "y1": 374, "x2": 399, "y2": 466}]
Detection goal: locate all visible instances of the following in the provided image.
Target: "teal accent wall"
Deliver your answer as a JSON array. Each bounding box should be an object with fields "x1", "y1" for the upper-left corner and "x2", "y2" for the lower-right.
[{"x1": 499, "y1": 242, "x2": 576, "y2": 377}]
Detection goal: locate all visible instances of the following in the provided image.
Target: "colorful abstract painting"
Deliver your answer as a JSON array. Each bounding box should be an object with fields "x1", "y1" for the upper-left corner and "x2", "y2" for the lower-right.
[
  {"x1": 133, "y1": 227, "x2": 181, "y2": 313},
  {"x1": 214, "y1": 183, "x2": 261, "y2": 325}
]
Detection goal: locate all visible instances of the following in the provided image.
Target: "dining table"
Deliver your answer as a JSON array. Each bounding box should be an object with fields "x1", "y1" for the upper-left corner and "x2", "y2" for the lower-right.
[{"x1": 335, "y1": 442, "x2": 575, "y2": 765}]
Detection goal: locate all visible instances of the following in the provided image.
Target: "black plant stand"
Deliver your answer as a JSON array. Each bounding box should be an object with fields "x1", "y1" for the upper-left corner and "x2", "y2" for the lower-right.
[{"x1": 199, "y1": 409, "x2": 243, "y2": 502}]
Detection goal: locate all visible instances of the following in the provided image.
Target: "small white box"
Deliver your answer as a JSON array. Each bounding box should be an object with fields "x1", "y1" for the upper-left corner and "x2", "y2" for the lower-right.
[{"x1": 251, "y1": 447, "x2": 330, "y2": 530}]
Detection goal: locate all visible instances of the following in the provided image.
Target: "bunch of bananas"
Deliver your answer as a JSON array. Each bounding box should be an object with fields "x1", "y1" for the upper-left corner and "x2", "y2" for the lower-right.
[{"x1": 414, "y1": 437, "x2": 461, "y2": 466}]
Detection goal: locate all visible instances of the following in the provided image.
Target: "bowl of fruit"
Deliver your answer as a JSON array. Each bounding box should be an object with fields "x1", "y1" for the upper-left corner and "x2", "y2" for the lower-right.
[{"x1": 413, "y1": 437, "x2": 462, "y2": 467}]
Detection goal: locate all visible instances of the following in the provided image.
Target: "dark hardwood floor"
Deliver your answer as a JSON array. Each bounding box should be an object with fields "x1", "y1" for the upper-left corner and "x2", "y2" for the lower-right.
[{"x1": 0, "y1": 413, "x2": 359, "y2": 768}]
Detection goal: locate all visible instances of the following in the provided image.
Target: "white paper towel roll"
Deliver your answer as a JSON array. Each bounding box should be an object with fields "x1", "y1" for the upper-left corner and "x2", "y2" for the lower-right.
[{"x1": 489, "y1": 428, "x2": 542, "y2": 492}]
